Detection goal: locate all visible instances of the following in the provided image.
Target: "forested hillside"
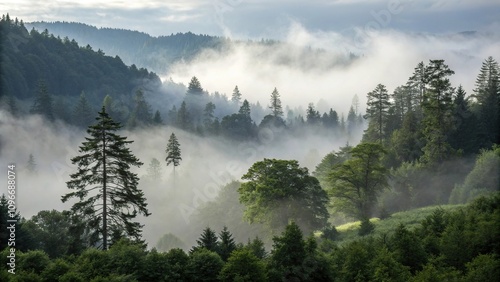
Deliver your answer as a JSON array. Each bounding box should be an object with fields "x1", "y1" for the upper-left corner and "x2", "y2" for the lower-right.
[
  {"x1": 0, "y1": 15, "x2": 160, "y2": 107},
  {"x1": 26, "y1": 21, "x2": 228, "y2": 73}
]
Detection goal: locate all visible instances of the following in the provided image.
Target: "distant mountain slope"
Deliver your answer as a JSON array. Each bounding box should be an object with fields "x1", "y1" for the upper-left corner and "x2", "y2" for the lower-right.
[
  {"x1": 0, "y1": 17, "x2": 161, "y2": 102},
  {"x1": 26, "y1": 21, "x2": 228, "y2": 74}
]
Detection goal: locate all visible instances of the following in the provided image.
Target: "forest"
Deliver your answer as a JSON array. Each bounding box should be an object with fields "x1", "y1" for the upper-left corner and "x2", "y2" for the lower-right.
[{"x1": 1, "y1": 14, "x2": 499, "y2": 281}]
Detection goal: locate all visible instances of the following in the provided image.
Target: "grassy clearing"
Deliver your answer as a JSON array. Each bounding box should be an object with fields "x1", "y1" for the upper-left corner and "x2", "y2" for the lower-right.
[{"x1": 334, "y1": 204, "x2": 465, "y2": 244}]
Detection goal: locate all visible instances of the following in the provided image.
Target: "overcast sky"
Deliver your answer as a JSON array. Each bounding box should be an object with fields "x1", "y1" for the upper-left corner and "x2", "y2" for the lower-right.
[{"x1": 2, "y1": 0, "x2": 500, "y2": 38}]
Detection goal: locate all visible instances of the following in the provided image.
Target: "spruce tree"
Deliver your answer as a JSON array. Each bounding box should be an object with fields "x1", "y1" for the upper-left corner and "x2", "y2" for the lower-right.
[
  {"x1": 191, "y1": 227, "x2": 218, "y2": 253},
  {"x1": 130, "y1": 89, "x2": 153, "y2": 126},
  {"x1": 62, "y1": 107, "x2": 149, "y2": 250},
  {"x1": 153, "y1": 110, "x2": 163, "y2": 125},
  {"x1": 146, "y1": 158, "x2": 162, "y2": 181},
  {"x1": 26, "y1": 153, "x2": 37, "y2": 174},
  {"x1": 176, "y1": 101, "x2": 191, "y2": 130},
  {"x1": 73, "y1": 91, "x2": 94, "y2": 128},
  {"x1": 420, "y1": 60, "x2": 455, "y2": 165},
  {"x1": 231, "y1": 85, "x2": 242, "y2": 105},
  {"x1": 363, "y1": 84, "x2": 391, "y2": 144},
  {"x1": 238, "y1": 99, "x2": 251, "y2": 117},
  {"x1": 30, "y1": 79, "x2": 54, "y2": 121},
  {"x1": 218, "y1": 226, "x2": 236, "y2": 261},
  {"x1": 473, "y1": 56, "x2": 499, "y2": 146},
  {"x1": 203, "y1": 102, "x2": 216, "y2": 131},
  {"x1": 165, "y1": 133, "x2": 182, "y2": 174},
  {"x1": 269, "y1": 87, "x2": 284, "y2": 118},
  {"x1": 187, "y1": 76, "x2": 203, "y2": 95}
]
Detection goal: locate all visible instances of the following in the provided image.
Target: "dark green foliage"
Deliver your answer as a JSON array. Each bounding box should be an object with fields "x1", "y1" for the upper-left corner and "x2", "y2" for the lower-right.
[
  {"x1": 328, "y1": 143, "x2": 389, "y2": 220},
  {"x1": 420, "y1": 60, "x2": 455, "y2": 165},
  {"x1": 17, "y1": 250, "x2": 50, "y2": 275},
  {"x1": 370, "y1": 247, "x2": 411, "y2": 282},
  {"x1": 364, "y1": 84, "x2": 391, "y2": 144},
  {"x1": 218, "y1": 249, "x2": 267, "y2": 282},
  {"x1": 73, "y1": 91, "x2": 94, "y2": 128},
  {"x1": 191, "y1": 227, "x2": 219, "y2": 253},
  {"x1": 269, "y1": 222, "x2": 307, "y2": 281},
  {"x1": 240, "y1": 159, "x2": 329, "y2": 232},
  {"x1": 238, "y1": 99, "x2": 251, "y2": 117},
  {"x1": 22, "y1": 210, "x2": 84, "y2": 258},
  {"x1": 473, "y1": 56, "x2": 499, "y2": 147},
  {"x1": 187, "y1": 249, "x2": 224, "y2": 282},
  {"x1": 176, "y1": 101, "x2": 191, "y2": 130},
  {"x1": 128, "y1": 89, "x2": 152, "y2": 127},
  {"x1": 153, "y1": 110, "x2": 163, "y2": 125},
  {"x1": 244, "y1": 237, "x2": 267, "y2": 259},
  {"x1": 62, "y1": 107, "x2": 149, "y2": 250},
  {"x1": 221, "y1": 112, "x2": 256, "y2": 140},
  {"x1": 217, "y1": 226, "x2": 237, "y2": 261},
  {"x1": 391, "y1": 224, "x2": 427, "y2": 273},
  {"x1": 464, "y1": 254, "x2": 500, "y2": 282},
  {"x1": 358, "y1": 218, "x2": 375, "y2": 236},
  {"x1": 164, "y1": 248, "x2": 190, "y2": 281},
  {"x1": 306, "y1": 103, "x2": 321, "y2": 124},
  {"x1": 0, "y1": 18, "x2": 160, "y2": 102},
  {"x1": 313, "y1": 144, "x2": 352, "y2": 188},
  {"x1": 0, "y1": 195, "x2": 33, "y2": 252},
  {"x1": 30, "y1": 80, "x2": 54, "y2": 121}
]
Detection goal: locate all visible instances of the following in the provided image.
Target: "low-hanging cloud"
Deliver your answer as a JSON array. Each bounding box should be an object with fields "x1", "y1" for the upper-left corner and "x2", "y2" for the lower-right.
[{"x1": 166, "y1": 22, "x2": 500, "y2": 115}]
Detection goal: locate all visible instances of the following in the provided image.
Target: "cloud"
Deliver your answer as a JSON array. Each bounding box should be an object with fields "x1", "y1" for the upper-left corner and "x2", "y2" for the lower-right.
[{"x1": 166, "y1": 23, "x2": 499, "y2": 116}]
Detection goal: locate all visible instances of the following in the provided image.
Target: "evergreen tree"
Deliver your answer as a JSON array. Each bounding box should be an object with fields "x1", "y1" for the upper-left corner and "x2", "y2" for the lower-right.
[
  {"x1": 167, "y1": 105, "x2": 178, "y2": 126},
  {"x1": 73, "y1": 91, "x2": 94, "y2": 128},
  {"x1": 146, "y1": 158, "x2": 162, "y2": 181},
  {"x1": 270, "y1": 222, "x2": 306, "y2": 281},
  {"x1": 269, "y1": 87, "x2": 284, "y2": 118},
  {"x1": 187, "y1": 76, "x2": 203, "y2": 96},
  {"x1": 62, "y1": 107, "x2": 150, "y2": 250},
  {"x1": 165, "y1": 133, "x2": 182, "y2": 174},
  {"x1": 191, "y1": 227, "x2": 218, "y2": 253},
  {"x1": 153, "y1": 110, "x2": 163, "y2": 125},
  {"x1": 102, "y1": 95, "x2": 122, "y2": 123},
  {"x1": 176, "y1": 101, "x2": 191, "y2": 130},
  {"x1": 449, "y1": 86, "x2": 477, "y2": 154},
  {"x1": 238, "y1": 99, "x2": 251, "y2": 117},
  {"x1": 346, "y1": 106, "x2": 358, "y2": 135},
  {"x1": 408, "y1": 61, "x2": 427, "y2": 105},
  {"x1": 203, "y1": 102, "x2": 216, "y2": 131},
  {"x1": 363, "y1": 84, "x2": 391, "y2": 144},
  {"x1": 420, "y1": 60, "x2": 455, "y2": 165},
  {"x1": 306, "y1": 103, "x2": 321, "y2": 125},
  {"x1": 30, "y1": 79, "x2": 54, "y2": 121},
  {"x1": 130, "y1": 89, "x2": 153, "y2": 127},
  {"x1": 231, "y1": 85, "x2": 242, "y2": 105},
  {"x1": 218, "y1": 226, "x2": 236, "y2": 261},
  {"x1": 473, "y1": 56, "x2": 499, "y2": 146}
]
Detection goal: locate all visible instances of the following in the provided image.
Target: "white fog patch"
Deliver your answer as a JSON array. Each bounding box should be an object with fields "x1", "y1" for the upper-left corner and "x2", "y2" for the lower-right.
[{"x1": 166, "y1": 23, "x2": 500, "y2": 114}]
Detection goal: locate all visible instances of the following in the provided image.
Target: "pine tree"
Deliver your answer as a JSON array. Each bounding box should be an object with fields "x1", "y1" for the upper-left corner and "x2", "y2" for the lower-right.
[
  {"x1": 363, "y1": 84, "x2": 391, "y2": 144},
  {"x1": 218, "y1": 226, "x2": 236, "y2": 261},
  {"x1": 191, "y1": 227, "x2": 218, "y2": 253},
  {"x1": 449, "y1": 86, "x2": 477, "y2": 154},
  {"x1": 176, "y1": 101, "x2": 191, "y2": 130},
  {"x1": 231, "y1": 85, "x2": 242, "y2": 105},
  {"x1": 420, "y1": 60, "x2": 455, "y2": 165},
  {"x1": 203, "y1": 102, "x2": 216, "y2": 131},
  {"x1": 130, "y1": 89, "x2": 153, "y2": 126},
  {"x1": 473, "y1": 56, "x2": 499, "y2": 146},
  {"x1": 62, "y1": 107, "x2": 149, "y2": 250},
  {"x1": 146, "y1": 158, "x2": 162, "y2": 181},
  {"x1": 153, "y1": 110, "x2": 163, "y2": 125},
  {"x1": 238, "y1": 99, "x2": 251, "y2": 117},
  {"x1": 306, "y1": 103, "x2": 321, "y2": 125},
  {"x1": 187, "y1": 76, "x2": 203, "y2": 96},
  {"x1": 73, "y1": 91, "x2": 94, "y2": 128},
  {"x1": 269, "y1": 87, "x2": 283, "y2": 118},
  {"x1": 165, "y1": 133, "x2": 182, "y2": 174},
  {"x1": 30, "y1": 79, "x2": 54, "y2": 121}
]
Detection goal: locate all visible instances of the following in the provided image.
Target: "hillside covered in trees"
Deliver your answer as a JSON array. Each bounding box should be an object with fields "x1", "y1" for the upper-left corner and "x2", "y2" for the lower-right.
[{"x1": 1, "y1": 13, "x2": 499, "y2": 281}]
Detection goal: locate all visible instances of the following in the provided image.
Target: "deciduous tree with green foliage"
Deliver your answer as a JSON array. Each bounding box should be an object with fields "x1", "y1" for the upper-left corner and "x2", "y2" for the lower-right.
[
  {"x1": 62, "y1": 107, "x2": 150, "y2": 250},
  {"x1": 328, "y1": 142, "x2": 388, "y2": 221},
  {"x1": 239, "y1": 159, "x2": 329, "y2": 233}
]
